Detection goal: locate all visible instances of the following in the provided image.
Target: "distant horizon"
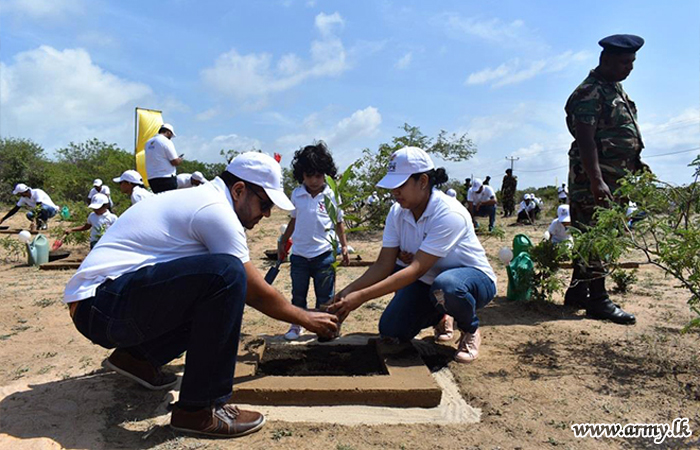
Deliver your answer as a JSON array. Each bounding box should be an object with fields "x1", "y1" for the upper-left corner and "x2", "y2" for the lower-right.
[{"x1": 1, "y1": 0, "x2": 698, "y2": 191}]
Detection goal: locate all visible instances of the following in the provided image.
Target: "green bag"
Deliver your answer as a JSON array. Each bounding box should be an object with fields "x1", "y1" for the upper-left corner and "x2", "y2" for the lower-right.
[
  {"x1": 512, "y1": 233, "x2": 533, "y2": 258},
  {"x1": 506, "y1": 252, "x2": 534, "y2": 301},
  {"x1": 506, "y1": 234, "x2": 535, "y2": 301}
]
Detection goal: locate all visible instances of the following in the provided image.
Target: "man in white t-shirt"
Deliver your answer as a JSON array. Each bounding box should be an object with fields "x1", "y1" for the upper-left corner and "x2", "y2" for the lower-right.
[
  {"x1": 65, "y1": 194, "x2": 118, "y2": 249},
  {"x1": 0, "y1": 183, "x2": 59, "y2": 230},
  {"x1": 470, "y1": 178, "x2": 498, "y2": 231},
  {"x1": 557, "y1": 183, "x2": 568, "y2": 204},
  {"x1": 366, "y1": 191, "x2": 380, "y2": 206},
  {"x1": 176, "y1": 171, "x2": 207, "y2": 189},
  {"x1": 113, "y1": 170, "x2": 154, "y2": 205},
  {"x1": 64, "y1": 152, "x2": 338, "y2": 438},
  {"x1": 87, "y1": 179, "x2": 113, "y2": 209},
  {"x1": 547, "y1": 204, "x2": 572, "y2": 244},
  {"x1": 516, "y1": 194, "x2": 537, "y2": 224},
  {"x1": 145, "y1": 123, "x2": 182, "y2": 193}
]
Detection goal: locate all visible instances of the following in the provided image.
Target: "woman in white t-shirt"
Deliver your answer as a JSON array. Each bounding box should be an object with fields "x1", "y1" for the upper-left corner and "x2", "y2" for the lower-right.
[
  {"x1": 64, "y1": 194, "x2": 118, "y2": 249},
  {"x1": 329, "y1": 147, "x2": 497, "y2": 363}
]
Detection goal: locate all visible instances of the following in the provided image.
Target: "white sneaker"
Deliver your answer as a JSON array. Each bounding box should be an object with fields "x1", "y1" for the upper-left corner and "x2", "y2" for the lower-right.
[
  {"x1": 454, "y1": 329, "x2": 481, "y2": 363},
  {"x1": 284, "y1": 324, "x2": 302, "y2": 341}
]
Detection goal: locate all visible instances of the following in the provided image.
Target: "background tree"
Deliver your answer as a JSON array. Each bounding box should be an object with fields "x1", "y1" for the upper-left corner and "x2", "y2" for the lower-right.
[{"x1": 0, "y1": 138, "x2": 50, "y2": 204}]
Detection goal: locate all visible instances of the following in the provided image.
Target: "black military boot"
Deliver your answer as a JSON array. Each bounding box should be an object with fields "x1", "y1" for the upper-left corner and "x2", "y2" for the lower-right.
[
  {"x1": 564, "y1": 266, "x2": 588, "y2": 310},
  {"x1": 586, "y1": 278, "x2": 635, "y2": 325}
]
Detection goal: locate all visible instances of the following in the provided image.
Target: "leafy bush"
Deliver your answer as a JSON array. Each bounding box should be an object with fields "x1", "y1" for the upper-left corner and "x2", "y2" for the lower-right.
[
  {"x1": 573, "y1": 159, "x2": 700, "y2": 331},
  {"x1": 529, "y1": 239, "x2": 571, "y2": 302},
  {"x1": 0, "y1": 138, "x2": 50, "y2": 204},
  {"x1": 610, "y1": 269, "x2": 638, "y2": 293}
]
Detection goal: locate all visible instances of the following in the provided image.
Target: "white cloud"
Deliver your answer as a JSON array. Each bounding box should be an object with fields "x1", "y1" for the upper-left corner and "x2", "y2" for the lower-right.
[
  {"x1": 201, "y1": 12, "x2": 349, "y2": 103},
  {"x1": 0, "y1": 45, "x2": 153, "y2": 150},
  {"x1": 0, "y1": 0, "x2": 85, "y2": 20},
  {"x1": 466, "y1": 50, "x2": 592, "y2": 87},
  {"x1": 395, "y1": 52, "x2": 413, "y2": 70},
  {"x1": 274, "y1": 106, "x2": 382, "y2": 162},
  {"x1": 436, "y1": 13, "x2": 545, "y2": 51},
  {"x1": 640, "y1": 108, "x2": 700, "y2": 151},
  {"x1": 195, "y1": 108, "x2": 219, "y2": 122},
  {"x1": 315, "y1": 12, "x2": 344, "y2": 37}
]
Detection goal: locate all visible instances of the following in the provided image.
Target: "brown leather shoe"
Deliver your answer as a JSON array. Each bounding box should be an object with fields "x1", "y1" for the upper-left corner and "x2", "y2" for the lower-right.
[
  {"x1": 104, "y1": 349, "x2": 178, "y2": 390},
  {"x1": 171, "y1": 403, "x2": 265, "y2": 438}
]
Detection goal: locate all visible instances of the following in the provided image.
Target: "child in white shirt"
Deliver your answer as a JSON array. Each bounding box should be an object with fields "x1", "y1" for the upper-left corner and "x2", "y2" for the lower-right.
[
  {"x1": 278, "y1": 142, "x2": 350, "y2": 340},
  {"x1": 64, "y1": 194, "x2": 118, "y2": 249},
  {"x1": 548, "y1": 204, "x2": 572, "y2": 244}
]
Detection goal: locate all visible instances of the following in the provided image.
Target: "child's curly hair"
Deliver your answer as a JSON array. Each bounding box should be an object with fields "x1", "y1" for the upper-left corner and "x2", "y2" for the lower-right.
[{"x1": 291, "y1": 141, "x2": 338, "y2": 184}]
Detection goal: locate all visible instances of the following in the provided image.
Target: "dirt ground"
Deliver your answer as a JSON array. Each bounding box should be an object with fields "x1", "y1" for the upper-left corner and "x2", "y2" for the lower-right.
[{"x1": 0, "y1": 206, "x2": 698, "y2": 450}]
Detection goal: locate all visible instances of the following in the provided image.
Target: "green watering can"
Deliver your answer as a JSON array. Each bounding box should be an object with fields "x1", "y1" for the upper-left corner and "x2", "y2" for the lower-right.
[{"x1": 27, "y1": 234, "x2": 49, "y2": 266}]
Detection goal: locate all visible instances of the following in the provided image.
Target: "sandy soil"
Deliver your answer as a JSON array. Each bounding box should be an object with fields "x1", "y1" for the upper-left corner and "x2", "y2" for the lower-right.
[{"x1": 0, "y1": 208, "x2": 698, "y2": 450}]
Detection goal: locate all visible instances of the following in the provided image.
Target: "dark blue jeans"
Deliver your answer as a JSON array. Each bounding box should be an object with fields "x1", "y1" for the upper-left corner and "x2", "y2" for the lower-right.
[
  {"x1": 472, "y1": 204, "x2": 497, "y2": 230},
  {"x1": 26, "y1": 205, "x2": 57, "y2": 222},
  {"x1": 290, "y1": 250, "x2": 335, "y2": 310},
  {"x1": 379, "y1": 266, "x2": 496, "y2": 341},
  {"x1": 72, "y1": 254, "x2": 247, "y2": 407}
]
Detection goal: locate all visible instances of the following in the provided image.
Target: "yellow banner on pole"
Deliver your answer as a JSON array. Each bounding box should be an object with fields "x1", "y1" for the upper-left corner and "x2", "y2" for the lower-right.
[{"x1": 134, "y1": 107, "x2": 163, "y2": 187}]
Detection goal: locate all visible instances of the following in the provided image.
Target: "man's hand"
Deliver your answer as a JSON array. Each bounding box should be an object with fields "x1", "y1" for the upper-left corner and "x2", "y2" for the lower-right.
[
  {"x1": 590, "y1": 178, "x2": 613, "y2": 206},
  {"x1": 398, "y1": 251, "x2": 414, "y2": 265},
  {"x1": 340, "y1": 246, "x2": 350, "y2": 266},
  {"x1": 327, "y1": 291, "x2": 363, "y2": 322},
  {"x1": 303, "y1": 310, "x2": 339, "y2": 338}
]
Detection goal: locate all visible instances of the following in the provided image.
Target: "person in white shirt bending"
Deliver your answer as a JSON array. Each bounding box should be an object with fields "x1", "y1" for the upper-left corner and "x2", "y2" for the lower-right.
[
  {"x1": 1, "y1": 183, "x2": 59, "y2": 230},
  {"x1": 113, "y1": 170, "x2": 154, "y2": 205},
  {"x1": 329, "y1": 147, "x2": 497, "y2": 363},
  {"x1": 469, "y1": 178, "x2": 498, "y2": 231},
  {"x1": 547, "y1": 204, "x2": 573, "y2": 245},
  {"x1": 145, "y1": 123, "x2": 182, "y2": 193},
  {"x1": 176, "y1": 171, "x2": 207, "y2": 189},
  {"x1": 278, "y1": 142, "x2": 350, "y2": 341},
  {"x1": 516, "y1": 194, "x2": 537, "y2": 224},
  {"x1": 64, "y1": 194, "x2": 118, "y2": 249}
]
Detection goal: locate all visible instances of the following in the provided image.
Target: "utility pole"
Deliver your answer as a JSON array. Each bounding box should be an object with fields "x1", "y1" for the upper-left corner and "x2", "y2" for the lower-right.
[{"x1": 505, "y1": 156, "x2": 519, "y2": 171}]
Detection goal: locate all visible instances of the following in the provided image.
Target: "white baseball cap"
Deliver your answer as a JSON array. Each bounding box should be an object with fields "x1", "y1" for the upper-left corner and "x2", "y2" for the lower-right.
[
  {"x1": 12, "y1": 183, "x2": 30, "y2": 195},
  {"x1": 88, "y1": 193, "x2": 110, "y2": 209},
  {"x1": 472, "y1": 178, "x2": 483, "y2": 190},
  {"x1": 93, "y1": 178, "x2": 103, "y2": 187},
  {"x1": 557, "y1": 204, "x2": 571, "y2": 223},
  {"x1": 113, "y1": 170, "x2": 143, "y2": 185},
  {"x1": 226, "y1": 152, "x2": 294, "y2": 211},
  {"x1": 376, "y1": 146, "x2": 435, "y2": 189},
  {"x1": 191, "y1": 171, "x2": 206, "y2": 183},
  {"x1": 160, "y1": 123, "x2": 176, "y2": 137},
  {"x1": 524, "y1": 194, "x2": 532, "y2": 200},
  {"x1": 446, "y1": 188, "x2": 457, "y2": 197}
]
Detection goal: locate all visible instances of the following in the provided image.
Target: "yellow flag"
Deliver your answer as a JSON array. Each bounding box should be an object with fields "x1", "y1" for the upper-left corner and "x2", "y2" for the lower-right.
[{"x1": 134, "y1": 108, "x2": 163, "y2": 187}]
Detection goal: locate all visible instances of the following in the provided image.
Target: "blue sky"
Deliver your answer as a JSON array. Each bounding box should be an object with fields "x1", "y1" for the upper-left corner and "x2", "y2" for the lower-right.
[{"x1": 1, "y1": 0, "x2": 699, "y2": 190}]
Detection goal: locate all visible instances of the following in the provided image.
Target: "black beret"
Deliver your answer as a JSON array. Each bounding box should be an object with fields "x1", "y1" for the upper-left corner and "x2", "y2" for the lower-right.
[{"x1": 599, "y1": 34, "x2": 644, "y2": 54}]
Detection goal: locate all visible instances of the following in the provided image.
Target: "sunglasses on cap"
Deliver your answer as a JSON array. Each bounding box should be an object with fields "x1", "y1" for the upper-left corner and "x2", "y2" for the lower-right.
[{"x1": 245, "y1": 182, "x2": 274, "y2": 212}]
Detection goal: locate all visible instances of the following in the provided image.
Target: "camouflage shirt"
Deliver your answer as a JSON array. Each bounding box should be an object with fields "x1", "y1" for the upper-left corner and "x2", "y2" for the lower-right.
[{"x1": 566, "y1": 69, "x2": 644, "y2": 199}]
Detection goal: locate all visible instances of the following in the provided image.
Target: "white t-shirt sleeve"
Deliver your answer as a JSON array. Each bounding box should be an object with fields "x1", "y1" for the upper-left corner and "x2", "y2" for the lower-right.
[
  {"x1": 381, "y1": 205, "x2": 401, "y2": 248},
  {"x1": 290, "y1": 189, "x2": 298, "y2": 219},
  {"x1": 190, "y1": 204, "x2": 250, "y2": 263},
  {"x1": 419, "y1": 212, "x2": 467, "y2": 258}
]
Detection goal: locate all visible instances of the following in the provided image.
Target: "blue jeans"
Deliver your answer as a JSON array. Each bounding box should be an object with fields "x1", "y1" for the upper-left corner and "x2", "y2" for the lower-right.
[
  {"x1": 379, "y1": 266, "x2": 496, "y2": 341},
  {"x1": 472, "y1": 204, "x2": 497, "y2": 230},
  {"x1": 290, "y1": 250, "x2": 335, "y2": 310},
  {"x1": 71, "y1": 254, "x2": 247, "y2": 407},
  {"x1": 26, "y1": 205, "x2": 57, "y2": 222}
]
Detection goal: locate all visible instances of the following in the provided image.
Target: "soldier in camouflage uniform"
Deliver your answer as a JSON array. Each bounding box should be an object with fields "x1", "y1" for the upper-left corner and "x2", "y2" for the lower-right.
[
  {"x1": 564, "y1": 34, "x2": 647, "y2": 325},
  {"x1": 501, "y1": 169, "x2": 517, "y2": 217}
]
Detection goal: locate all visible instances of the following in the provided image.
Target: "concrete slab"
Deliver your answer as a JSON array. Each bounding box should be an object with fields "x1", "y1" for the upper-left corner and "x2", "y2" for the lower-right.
[{"x1": 233, "y1": 334, "x2": 443, "y2": 408}]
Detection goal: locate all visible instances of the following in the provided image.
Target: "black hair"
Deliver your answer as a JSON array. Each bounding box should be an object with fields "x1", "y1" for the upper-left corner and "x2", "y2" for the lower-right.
[
  {"x1": 291, "y1": 141, "x2": 338, "y2": 184},
  {"x1": 410, "y1": 168, "x2": 448, "y2": 188},
  {"x1": 220, "y1": 171, "x2": 244, "y2": 189}
]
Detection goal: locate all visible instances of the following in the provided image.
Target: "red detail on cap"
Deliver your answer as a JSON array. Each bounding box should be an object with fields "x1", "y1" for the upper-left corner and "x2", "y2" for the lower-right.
[{"x1": 274, "y1": 153, "x2": 282, "y2": 163}]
